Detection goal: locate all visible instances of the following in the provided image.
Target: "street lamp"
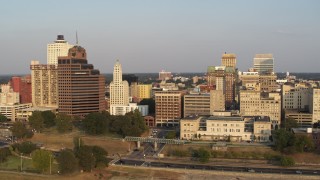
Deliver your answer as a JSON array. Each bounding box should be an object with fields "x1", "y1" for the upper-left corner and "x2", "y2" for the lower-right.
[
  {"x1": 49, "y1": 154, "x2": 52, "y2": 175},
  {"x1": 20, "y1": 153, "x2": 23, "y2": 172}
]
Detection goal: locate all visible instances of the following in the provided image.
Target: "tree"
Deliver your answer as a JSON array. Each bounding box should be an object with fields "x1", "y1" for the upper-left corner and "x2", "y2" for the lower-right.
[
  {"x1": 294, "y1": 135, "x2": 315, "y2": 152},
  {"x1": 280, "y1": 156, "x2": 295, "y2": 166},
  {"x1": 55, "y1": 113, "x2": 73, "y2": 133},
  {"x1": 29, "y1": 111, "x2": 44, "y2": 132},
  {"x1": 273, "y1": 129, "x2": 295, "y2": 152},
  {"x1": 313, "y1": 120, "x2": 320, "y2": 128},
  {"x1": 0, "y1": 147, "x2": 11, "y2": 163},
  {"x1": 192, "y1": 148, "x2": 211, "y2": 163},
  {"x1": 92, "y1": 146, "x2": 108, "y2": 168},
  {"x1": 16, "y1": 141, "x2": 37, "y2": 154},
  {"x1": 165, "y1": 131, "x2": 176, "y2": 139},
  {"x1": 284, "y1": 117, "x2": 298, "y2": 131},
  {"x1": 11, "y1": 122, "x2": 28, "y2": 139},
  {"x1": 75, "y1": 145, "x2": 96, "y2": 172},
  {"x1": 57, "y1": 149, "x2": 78, "y2": 174},
  {"x1": 139, "y1": 98, "x2": 155, "y2": 114},
  {"x1": 31, "y1": 149, "x2": 52, "y2": 173},
  {"x1": 0, "y1": 113, "x2": 7, "y2": 122},
  {"x1": 42, "y1": 111, "x2": 56, "y2": 128},
  {"x1": 82, "y1": 112, "x2": 107, "y2": 135}
]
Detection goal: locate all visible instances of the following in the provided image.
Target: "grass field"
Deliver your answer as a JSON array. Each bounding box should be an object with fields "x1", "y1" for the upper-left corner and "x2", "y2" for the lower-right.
[
  {"x1": 30, "y1": 129, "x2": 131, "y2": 155},
  {"x1": 0, "y1": 156, "x2": 34, "y2": 172}
]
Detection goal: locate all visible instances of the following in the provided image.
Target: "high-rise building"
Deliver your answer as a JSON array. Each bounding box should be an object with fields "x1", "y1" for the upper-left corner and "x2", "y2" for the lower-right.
[
  {"x1": 221, "y1": 53, "x2": 236, "y2": 69},
  {"x1": 30, "y1": 61, "x2": 58, "y2": 108},
  {"x1": 206, "y1": 65, "x2": 236, "y2": 109},
  {"x1": 109, "y1": 60, "x2": 130, "y2": 106},
  {"x1": 210, "y1": 90, "x2": 225, "y2": 113},
  {"x1": 57, "y1": 45, "x2": 105, "y2": 116},
  {"x1": 155, "y1": 91, "x2": 182, "y2": 126},
  {"x1": 253, "y1": 54, "x2": 274, "y2": 74},
  {"x1": 47, "y1": 35, "x2": 73, "y2": 65},
  {"x1": 312, "y1": 88, "x2": 320, "y2": 124},
  {"x1": 184, "y1": 93, "x2": 210, "y2": 117}
]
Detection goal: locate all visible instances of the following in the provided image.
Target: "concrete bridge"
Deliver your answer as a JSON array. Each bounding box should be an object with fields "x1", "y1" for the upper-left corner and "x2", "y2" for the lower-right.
[{"x1": 124, "y1": 136, "x2": 187, "y2": 151}]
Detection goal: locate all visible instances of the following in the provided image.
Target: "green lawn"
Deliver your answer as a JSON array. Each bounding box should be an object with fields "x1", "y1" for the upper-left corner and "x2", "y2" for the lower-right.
[
  {"x1": 0, "y1": 155, "x2": 59, "y2": 174},
  {"x1": 0, "y1": 155, "x2": 34, "y2": 172}
]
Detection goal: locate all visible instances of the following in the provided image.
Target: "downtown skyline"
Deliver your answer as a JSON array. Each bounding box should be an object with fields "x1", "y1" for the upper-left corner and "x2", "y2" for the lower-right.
[{"x1": 0, "y1": 0, "x2": 319, "y2": 75}]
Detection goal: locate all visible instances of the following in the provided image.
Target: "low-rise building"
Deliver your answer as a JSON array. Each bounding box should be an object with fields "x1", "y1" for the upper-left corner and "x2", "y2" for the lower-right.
[
  {"x1": 180, "y1": 115, "x2": 272, "y2": 142},
  {"x1": 110, "y1": 103, "x2": 148, "y2": 116}
]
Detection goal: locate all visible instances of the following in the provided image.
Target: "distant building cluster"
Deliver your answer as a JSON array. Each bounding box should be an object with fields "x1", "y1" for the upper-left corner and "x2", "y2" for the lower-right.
[{"x1": 1, "y1": 35, "x2": 320, "y2": 144}]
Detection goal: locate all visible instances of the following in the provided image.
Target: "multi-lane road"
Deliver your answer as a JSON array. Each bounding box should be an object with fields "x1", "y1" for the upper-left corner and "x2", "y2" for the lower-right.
[{"x1": 115, "y1": 158, "x2": 320, "y2": 176}]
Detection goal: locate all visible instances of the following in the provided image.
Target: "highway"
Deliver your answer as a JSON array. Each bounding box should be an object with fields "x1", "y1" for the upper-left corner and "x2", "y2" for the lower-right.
[{"x1": 115, "y1": 158, "x2": 320, "y2": 176}]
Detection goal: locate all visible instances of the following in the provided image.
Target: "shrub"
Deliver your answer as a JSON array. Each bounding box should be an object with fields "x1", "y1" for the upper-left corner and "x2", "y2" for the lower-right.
[{"x1": 280, "y1": 156, "x2": 295, "y2": 166}]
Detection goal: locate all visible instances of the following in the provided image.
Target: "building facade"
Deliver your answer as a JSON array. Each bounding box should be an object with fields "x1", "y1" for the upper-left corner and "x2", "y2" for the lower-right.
[
  {"x1": 57, "y1": 45, "x2": 105, "y2": 116},
  {"x1": 155, "y1": 91, "x2": 182, "y2": 126},
  {"x1": 30, "y1": 61, "x2": 58, "y2": 108},
  {"x1": 210, "y1": 90, "x2": 225, "y2": 113},
  {"x1": 183, "y1": 93, "x2": 210, "y2": 117},
  {"x1": 138, "y1": 84, "x2": 152, "y2": 99},
  {"x1": 47, "y1": 35, "x2": 73, "y2": 65},
  {"x1": 253, "y1": 54, "x2": 274, "y2": 74},
  {"x1": 240, "y1": 89, "x2": 281, "y2": 128},
  {"x1": 109, "y1": 60, "x2": 130, "y2": 107}
]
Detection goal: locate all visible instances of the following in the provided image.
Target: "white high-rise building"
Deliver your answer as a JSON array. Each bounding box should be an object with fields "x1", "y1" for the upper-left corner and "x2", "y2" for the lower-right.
[
  {"x1": 110, "y1": 60, "x2": 129, "y2": 107},
  {"x1": 312, "y1": 88, "x2": 320, "y2": 123},
  {"x1": 253, "y1": 54, "x2": 274, "y2": 74},
  {"x1": 47, "y1": 35, "x2": 73, "y2": 65}
]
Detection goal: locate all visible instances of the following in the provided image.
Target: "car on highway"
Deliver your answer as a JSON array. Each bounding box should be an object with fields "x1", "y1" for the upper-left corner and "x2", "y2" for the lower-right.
[
  {"x1": 247, "y1": 168, "x2": 255, "y2": 173},
  {"x1": 295, "y1": 170, "x2": 302, "y2": 174}
]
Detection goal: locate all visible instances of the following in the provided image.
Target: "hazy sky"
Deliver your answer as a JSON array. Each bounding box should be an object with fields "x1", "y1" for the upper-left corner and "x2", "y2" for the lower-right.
[{"x1": 0, "y1": 0, "x2": 319, "y2": 75}]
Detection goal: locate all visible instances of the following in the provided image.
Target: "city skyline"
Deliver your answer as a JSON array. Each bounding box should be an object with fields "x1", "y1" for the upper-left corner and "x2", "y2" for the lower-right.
[{"x1": 1, "y1": 0, "x2": 319, "y2": 75}]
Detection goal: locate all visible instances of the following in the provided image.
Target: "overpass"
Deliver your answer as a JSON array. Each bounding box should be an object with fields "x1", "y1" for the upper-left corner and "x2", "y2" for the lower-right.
[{"x1": 124, "y1": 136, "x2": 187, "y2": 150}]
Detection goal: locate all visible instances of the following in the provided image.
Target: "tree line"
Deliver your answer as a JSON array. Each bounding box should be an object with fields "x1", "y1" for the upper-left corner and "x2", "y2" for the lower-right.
[{"x1": 82, "y1": 109, "x2": 147, "y2": 137}]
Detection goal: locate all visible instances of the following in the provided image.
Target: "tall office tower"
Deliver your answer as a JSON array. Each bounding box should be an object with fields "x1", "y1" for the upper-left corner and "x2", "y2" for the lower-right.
[
  {"x1": 221, "y1": 53, "x2": 237, "y2": 69},
  {"x1": 215, "y1": 66, "x2": 226, "y2": 91},
  {"x1": 210, "y1": 90, "x2": 225, "y2": 113},
  {"x1": 159, "y1": 70, "x2": 172, "y2": 81},
  {"x1": 110, "y1": 60, "x2": 129, "y2": 106},
  {"x1": 47, "y1": 35, "x2": 73, "y2": 65},
  {"x1": 184, "y1": 93, "x2": 210, "y2": 117},
  {"x1": 312, "y1": 88, "x2": 320, "y2": 124},
  {"x1": 30, "y1": 61, "x2": 58, "y2": 108},
  {"x1": 225, "y1": 67, "x2": 236, "y2": 109},
  {"x1": 10, "y1": 75, "x2": 32, "y2": 104},
  {"x1": 155, "y1": 91, "x2": 182, "y2": 126},
  {"x1": 253, "y1": 54, "x2": 274, "y2": 74},
  {"x1": 57, "y1": 46, "x2": 105, "y2": 116},
  {"x1": 207, "y1": 66, "x2": 216, "y2": 87},
  {"x1": 240, "y1": 88, "x2": 281, "y2": 129}
]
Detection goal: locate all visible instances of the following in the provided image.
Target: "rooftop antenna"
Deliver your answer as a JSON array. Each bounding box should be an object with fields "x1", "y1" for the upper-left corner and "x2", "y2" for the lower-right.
[{"x1": 76, "y1": 31, "x2": 78, "y2": 45}]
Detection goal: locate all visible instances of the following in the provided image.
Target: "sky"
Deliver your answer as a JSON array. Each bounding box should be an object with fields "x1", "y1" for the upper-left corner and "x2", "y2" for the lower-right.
[{"x1": 0, "y1": 0, "x2": 319, "y2": 75}]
